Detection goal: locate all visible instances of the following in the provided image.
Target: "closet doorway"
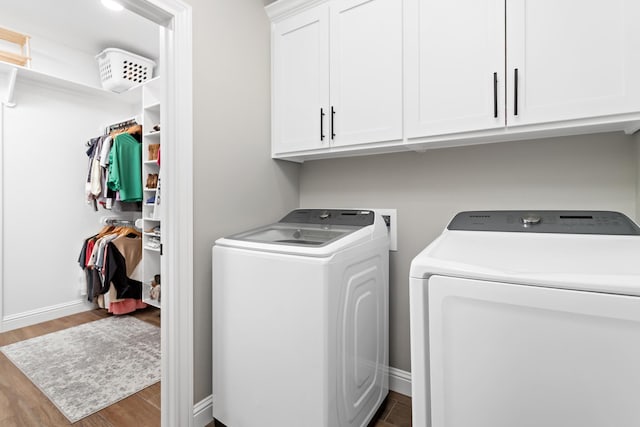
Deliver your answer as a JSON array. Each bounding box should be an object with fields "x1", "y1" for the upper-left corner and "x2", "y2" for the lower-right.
[{"x1": 0, "y1": 0, "x2": 193, "y2": 425}]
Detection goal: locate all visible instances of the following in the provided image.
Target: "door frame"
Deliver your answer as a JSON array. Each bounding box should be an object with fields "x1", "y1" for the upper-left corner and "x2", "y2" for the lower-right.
[
  {"x1": 0, "y1": 0, "x2": 193, "y2": 424},
  {"x1": 120, "y1": 1, "x2": 194, "y2": 425},
  {"x1": 0, "y1": 102, "x2": 5, "y2": 334}
]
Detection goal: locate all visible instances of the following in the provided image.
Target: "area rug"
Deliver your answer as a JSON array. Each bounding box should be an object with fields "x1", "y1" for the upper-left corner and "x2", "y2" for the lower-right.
[{"x1": 0, "y1": 315, "x2": 160, "y2": 423}]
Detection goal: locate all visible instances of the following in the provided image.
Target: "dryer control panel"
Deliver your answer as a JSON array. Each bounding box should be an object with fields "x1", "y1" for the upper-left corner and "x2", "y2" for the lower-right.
[{"x1": 448, "y1": 210, "x2": 640, "y2": 235}]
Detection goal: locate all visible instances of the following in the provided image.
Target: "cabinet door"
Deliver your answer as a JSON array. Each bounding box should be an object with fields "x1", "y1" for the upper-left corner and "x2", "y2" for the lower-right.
[
  {"x1": 329, "y1": 0, "x2": 403, "y2": 147},
  {"x1": 272, "y1": 5, "x2": 330, "y2": 154},
  {"x1": 405, "y1": 0, "x2": 505, "y2": 138},
  {"x1": 507, "y1": 0, "x2": 640, "y2": 126}
]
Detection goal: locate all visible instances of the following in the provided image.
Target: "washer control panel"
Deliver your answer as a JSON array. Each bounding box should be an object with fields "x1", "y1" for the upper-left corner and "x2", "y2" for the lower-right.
[
  {"x1": 447, "y1": 210, "x2": 640, "y2": 235},
  {"x1": 279, "y1": 209, "x2": 375, "y2": 227}
]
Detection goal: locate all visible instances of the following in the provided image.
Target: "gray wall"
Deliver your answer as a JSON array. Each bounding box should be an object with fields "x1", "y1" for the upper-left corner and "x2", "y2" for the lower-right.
[
  {"x1": 637, "y1": 133, "x2": 640, "y2": 223},
  {"x1": 189, "y1": 0, "x2": 300, "y2": 402},
  {"x1": 188, "y1": 0, "x2": 640, "y2": 401},
  {"x1": 299, "y1": 132, "x2": 638, "y2": 372}
]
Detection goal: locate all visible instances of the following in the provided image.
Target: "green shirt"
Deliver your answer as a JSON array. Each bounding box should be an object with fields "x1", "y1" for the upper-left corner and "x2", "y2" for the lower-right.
[{"x1": 107, "y1": 133, "x2": 142, "y2": 202}]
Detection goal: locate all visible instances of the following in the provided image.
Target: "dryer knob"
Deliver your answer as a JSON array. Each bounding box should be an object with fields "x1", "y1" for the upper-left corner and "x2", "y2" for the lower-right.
[{"x1": 521, "y1": 215, "x2": 541, "y2": 226}]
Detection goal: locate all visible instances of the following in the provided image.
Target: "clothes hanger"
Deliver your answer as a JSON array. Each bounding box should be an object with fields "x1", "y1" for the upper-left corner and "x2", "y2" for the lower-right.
[
  {"x1": 126, "y1": 124, "x2": 142, "y2": 136},
  {"x1": 117, "y1": 226, "x2": 142, "y2": 238},
  {"x1": 96, "y1": 225, "x2": 115, "y2": 239},
  {"x1": 110, "y1": 124, "x2": 142, "y2": 138}
]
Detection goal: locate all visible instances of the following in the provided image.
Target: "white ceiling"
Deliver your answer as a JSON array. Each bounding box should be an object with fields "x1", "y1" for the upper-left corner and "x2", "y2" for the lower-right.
[{"x1": 0, "y1": 0, "x2": 159, "y2": 61}]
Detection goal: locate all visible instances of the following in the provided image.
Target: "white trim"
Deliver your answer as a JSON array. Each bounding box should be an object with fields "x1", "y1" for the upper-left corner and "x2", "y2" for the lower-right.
[
  {"x1": 1, "y1": 3, "x2": 194, "y2": 426},
  {"x1": 193, "y1": 395, "x2": 214, "y2": 427},
  {"x1": 389, "y1": 366, "x2": 412, "y2": 397},
  {"x1": 3, "y1": 67, "x2": 18, "y2": 107},
  {"x1": 0, "y1": 103, "x2": 4, "y2": 333},
  {"x1": 118, "y1": 0, "x2": 174, "y2": 27},
  {"x1": 265, "y1": 0, "x2": 328, "y2": 21},
  {"x1": 192, "y1": 367, "x2": 412, "y2": 427},
  {"x1": 1, "y1": 299, "x2": 94, "y2": 333},
  {"x1": 121, "y1": 1, "x2": 193, "y2": 426},
  {"x1": 140, "y1": 1, "x2": 195, "y2": 427}
]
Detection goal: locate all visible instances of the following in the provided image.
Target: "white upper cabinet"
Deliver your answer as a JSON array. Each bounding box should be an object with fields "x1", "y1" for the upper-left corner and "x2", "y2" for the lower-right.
[
  {"x1": 506, "y1": 0, "x2": 640, "y2": 127},
  {"x1": 272, "y1": 5, "x2": 330, "y2": 154},
  {"x1": 406, "y1": 0, "x2": 640, "y2": 141},
  {"x1": 329, "y1": 0, "x2": 403, "y2": 147},
  {"x1": 269, "y1": 0, "x2": 403, "y2": 156},
  {"x1": 269, "y1": 0, "x2": 640, "y2": 161},
  {"x1": 405, "y1": 0, "x2": 506, "y2": 138}
]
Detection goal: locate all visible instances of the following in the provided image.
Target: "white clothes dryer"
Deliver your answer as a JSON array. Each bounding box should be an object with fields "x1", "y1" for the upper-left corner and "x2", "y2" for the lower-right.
[
  {"x1": 213, "y1": 209, "x2": 389, "y2": 427},
  {"x1": 410, "y1": 210, "x2": 640, "y2": 427}
]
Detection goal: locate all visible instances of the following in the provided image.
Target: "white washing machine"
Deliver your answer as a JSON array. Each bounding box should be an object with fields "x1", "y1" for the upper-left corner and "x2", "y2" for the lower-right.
[
  {"x1": 409, "y1": 210, "x2": 640, "y2": 427},
  {"x1": 212, "y1": 209, "x2": 389, "y2": 427}
]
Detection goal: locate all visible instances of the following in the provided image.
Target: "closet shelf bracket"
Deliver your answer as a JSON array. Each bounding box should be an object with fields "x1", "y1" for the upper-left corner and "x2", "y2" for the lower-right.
[{"x1": 3, "y1": 67, "x2": 18, "y2": 108}]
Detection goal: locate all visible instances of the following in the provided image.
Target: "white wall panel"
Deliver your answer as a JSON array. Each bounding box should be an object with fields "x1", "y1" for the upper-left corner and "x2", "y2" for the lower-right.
[{"x1": 2, "y1": 81, "x2": 138, "y2": 319}]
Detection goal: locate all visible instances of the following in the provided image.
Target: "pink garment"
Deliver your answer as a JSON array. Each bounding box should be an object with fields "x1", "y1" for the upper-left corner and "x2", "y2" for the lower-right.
[
  {"x1": 85, "y1": 239, "x2": 96, "y2": 267},
  {"x1": 109, "y1": 299, "x2": 147, "y2": 315}
]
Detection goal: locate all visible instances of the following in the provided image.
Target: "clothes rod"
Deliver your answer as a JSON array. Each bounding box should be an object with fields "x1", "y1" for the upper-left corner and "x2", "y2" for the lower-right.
[
  {"x1": 100, "y1": 216, "x2": 142, "y2": 229},
  {"x1": 103, "y1": 115, "x2": 141, "y2": 135}
]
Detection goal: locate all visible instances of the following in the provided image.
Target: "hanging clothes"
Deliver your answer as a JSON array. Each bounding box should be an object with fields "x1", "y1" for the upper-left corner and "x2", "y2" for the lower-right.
[
  {"x1": 85, "y1": 135, "x2": 115, "y2": 210},
  {"x1": 78, "y1": 224, "x2": 146, "y2": 315},
  {"x1": 107, "y1": 132, "x2": 143, "y2": 202},
  {"x1": 102, "y1": 233, "x2": 142, "y2": 298},
  {"x1": 85, "y1": 137, "x2": 101, "y2": 210},
  {"x1": 84, "y1": 123, "x2": 142, "y2": 210}
]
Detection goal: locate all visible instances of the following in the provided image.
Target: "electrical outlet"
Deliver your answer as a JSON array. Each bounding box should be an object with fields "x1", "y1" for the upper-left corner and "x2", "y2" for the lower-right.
[{"x1": 375, "y1": 208, "x2": 397, "y2": 251}]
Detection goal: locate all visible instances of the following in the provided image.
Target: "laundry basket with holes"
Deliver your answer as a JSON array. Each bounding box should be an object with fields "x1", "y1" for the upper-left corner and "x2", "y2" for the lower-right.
[{"x1": 96, "y1": 48, "x2": 156, "y2": 93}]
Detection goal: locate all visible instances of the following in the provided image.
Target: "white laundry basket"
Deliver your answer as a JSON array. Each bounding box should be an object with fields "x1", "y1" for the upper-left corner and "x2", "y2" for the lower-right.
[{"x1": 96, "y1": 48, "x2": 156, "y2": 93}]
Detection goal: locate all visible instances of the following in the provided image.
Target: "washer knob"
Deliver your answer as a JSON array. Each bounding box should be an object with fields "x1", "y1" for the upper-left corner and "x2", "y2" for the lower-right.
[
  {"x1": 521, "y1": 214, "x2": 541, "y2": 226},
  {"x1": 319, "y1": 212, "x2": 330, "y2": 220}
]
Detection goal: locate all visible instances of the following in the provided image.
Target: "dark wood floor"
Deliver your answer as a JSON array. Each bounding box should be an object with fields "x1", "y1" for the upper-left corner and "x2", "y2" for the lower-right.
[
  {"x1": 369, "y1": 391, "x2": 412, "y2": 427},
  {"x1": 2, "y1": 308, "x2": 411, "y2": 427},
  {"x1": 208, "y1": 390, "x2": 412, "y2": 427},
  {"x1": 0, "y1": 307, "x2": 161, "y2": 427}
]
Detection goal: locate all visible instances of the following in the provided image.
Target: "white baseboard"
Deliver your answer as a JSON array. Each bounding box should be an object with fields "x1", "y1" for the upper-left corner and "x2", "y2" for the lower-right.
[
  {"x1": 1, "y1": 299, "x2": 94, "y2": 333},
  {"x1": 193, "y1": 395, "x2": 214, "y2": 427},
  {"x1": 389, "y1": 366, "x2": 412, "y2": 397},
  {"x1": 193, "y1": 368, "x2": 412, "y2": 426}
]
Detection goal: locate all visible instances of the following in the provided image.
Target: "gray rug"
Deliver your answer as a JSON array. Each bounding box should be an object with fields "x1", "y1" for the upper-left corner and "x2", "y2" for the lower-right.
[{"x1": 0, "y1": 315, "x2": 160, "y2": 423}]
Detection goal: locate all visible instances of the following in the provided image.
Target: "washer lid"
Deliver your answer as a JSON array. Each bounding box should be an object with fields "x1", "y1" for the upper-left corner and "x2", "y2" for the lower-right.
[
  {"x1": 225, "y1": 222, "x2": 360, "y2": 247},
  {"x1": 410, "y1": 228, "x2": 640, "y2": 296},
  {"x1": 215, "y1": 209, "x2": 387, "y2": 257}
]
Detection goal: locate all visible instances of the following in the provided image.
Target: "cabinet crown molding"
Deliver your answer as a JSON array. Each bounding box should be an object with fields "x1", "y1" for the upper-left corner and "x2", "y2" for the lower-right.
[{"x1": 265, "y1": 0, "x2": 328, "y2": 21}]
